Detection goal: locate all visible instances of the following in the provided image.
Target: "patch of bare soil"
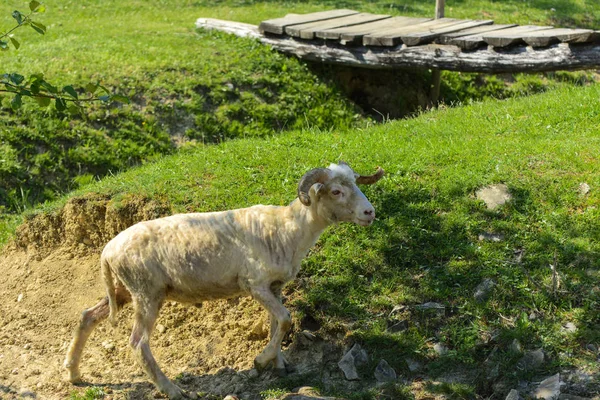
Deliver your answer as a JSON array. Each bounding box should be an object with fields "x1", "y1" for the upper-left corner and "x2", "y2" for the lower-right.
[{"x1": 0, "y1": 195, "x2": 348, "y2": 400}]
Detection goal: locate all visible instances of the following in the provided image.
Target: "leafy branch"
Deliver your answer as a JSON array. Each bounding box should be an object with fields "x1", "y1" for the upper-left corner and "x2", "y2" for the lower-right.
[{"x1": 1, "y1": 1, "x2": 128, "y2": 113}]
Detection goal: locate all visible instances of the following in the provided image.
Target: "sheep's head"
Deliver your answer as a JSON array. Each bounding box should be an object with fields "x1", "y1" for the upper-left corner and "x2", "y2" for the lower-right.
[{"x1": 297, "y1": 162, "x2": 384, "y2": 226}]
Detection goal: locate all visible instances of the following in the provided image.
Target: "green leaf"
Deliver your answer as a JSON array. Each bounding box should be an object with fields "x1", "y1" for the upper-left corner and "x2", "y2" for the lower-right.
[
  {"x1": 99, "y1": 95, "x2": 111, "y2": 102},
  {"x1": 62, "y1": 85, "x2": 78, "y2": 99},
  {"x1": 85, "y1": 83, "x2": 98, "y2": 94},
  {"x1": 8, "y1": 73, "x2": 25, "y2": 85},
  {"x1": 40, "y1": 81, "x2": 58, "y2": 94},
  {"x1": 9, "y1": 37, "x2": 20, "y2": 50},
  {"x1": 35, "y1": 96, "x2": 51, "y2": 107},
  {"x1": 11, "y1": 95, "x2": 22, "y2": 110},
  {"x1": 29, "y1": 1, "x2": 41, "y2": 12},
  {"x1": 55, "y1": 98, "x2": 67, "y2": 111},
  {"x1": 67, "y1": 104, "x2": 81, "y2": 115},
  {"x1": 30, "y1": 21, "x2": 46, "y2": 35},
  {"x1": 0, "y1": 41, "x2": 8, "y2": 50},
  {"x1": 12, "y1": 11, "x2": 24, "y2": 25},
  {"x1": 110, "y1": 94, "x2": 130, "y2": 104}
]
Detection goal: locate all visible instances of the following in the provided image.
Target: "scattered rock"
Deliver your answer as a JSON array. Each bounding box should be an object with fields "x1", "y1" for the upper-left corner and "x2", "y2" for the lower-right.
[
  {"x1": 405, "y1": 358, "x2": 422, "y2": 373},
  {"x1": 223, "y1": 396, "x2": 239, "y2": 400},
  {"x1": 506, "y1": 389, "x2": 520, "y2": 400},
  {"x1": 247, "y1": 369, "x2": 259, "y2": 379},
  {"x1": 578, "y1": 183, "x2": 590, "y2": 196},
  {"x1": 389, "y1": 305, "x2": 407, "y2": 316},
  {"x1": 386, "y1": 319, "x2": 408, "y2": 333},
  {"x1": 509, "y1": 339, "x2": 522, "y2": 353},
  {"x1": 478, "y1": 232, "x2": 504, "y2": 242},
  {"x1": 476, "y1": 184, "x2": 512, "y2": 210},
  {"x1": 374, "y1": 359, "x2": 397, "y2": 382},
  {"x1": 156, "y1": 324, "x2": 166, "y2": 334},
  {"x1": 433, "y1": 343, "x2": 449, "y2": 356},
  {"x1": 102, "y1": 341, "x2": 115, "y2": 351},
  {"x1": 585, "y1": 344, "x2": 597, "y2": 353},
  {"x1": 301, "y1": 330, "x2": 316, "y2": 341},
  {"x1": 517, "y1": 349, "x2": 544, "y2": 372},
  {"x1": 534, "y1": 373, "x2": 561, "y2": 400},
  {"x1": 295, "y1": 387, "x2": 320, "y2": 396},
  {"x1": 338, "y1": 343, "x2": 369, "y2": 381},
  {"x1": 561, "y1": 323, "x2": 576, "y2": 334},
  {"x1": 17, "y1": 293, "x2": 23, "y2": 302},
  {"x1": 474, "y1": 278, "x2": 496, "y2": 302},
  {"x1": 414, "y1": 302, "x2": 445, "y2": 316},
  {"x1": 23, "y1": 343, "x2": 31, "y2": 350}
]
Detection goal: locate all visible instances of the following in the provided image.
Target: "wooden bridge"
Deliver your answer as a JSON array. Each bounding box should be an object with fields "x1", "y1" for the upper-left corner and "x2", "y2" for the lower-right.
[{"x1": 196, "y1": 10, "x2": 600, "y2": 74}]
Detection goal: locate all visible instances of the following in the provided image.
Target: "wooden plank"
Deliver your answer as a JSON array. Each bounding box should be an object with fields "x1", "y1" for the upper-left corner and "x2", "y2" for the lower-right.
[
  {"x1": 316, "y1": 16, "x2": 430, "y2": 42},
  {"x1": 400, "y1": 19, "x2": 493, "y2": 46},
  {"x1": 521, "y1": 28, "x2": 600, "y2": 47},
  {"x1": 259, "y1": 9, "x2": 359, "y2": 35},
  {"x1": 198, "y1": 18, "x2": 600, "y2": 73},
  {"x1": 363, "y1": 18, "x2": 468, "y2": 46},
  {"x1": 482, "y1": 25, "x2": 554, "y2": 47},
  {"x1": 287, "y1": 13, "x2": 391, "y2": 40},
  {"x1": 445, "y1": 24, "x2": 519, "y2": 50},
  {"x1": 438, "y1": 24, "x2": 516, "y2": 44}
]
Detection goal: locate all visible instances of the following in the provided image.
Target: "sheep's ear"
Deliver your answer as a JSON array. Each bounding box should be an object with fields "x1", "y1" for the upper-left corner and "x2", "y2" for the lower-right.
[{"x1": 309, "y1": 183, "x2": 324, "y2": 202}]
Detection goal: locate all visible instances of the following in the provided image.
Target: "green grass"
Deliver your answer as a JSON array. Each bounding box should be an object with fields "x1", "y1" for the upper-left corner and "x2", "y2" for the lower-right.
[
  {"x1": 69, "y1": 386, "x2": 105, "y2": 400},
  {"x1": 6, "y1": 83, "x2": 600, "y2": 396},
  {"x1": 1, "y1": 0, "x2": 599, "y2": 214}
]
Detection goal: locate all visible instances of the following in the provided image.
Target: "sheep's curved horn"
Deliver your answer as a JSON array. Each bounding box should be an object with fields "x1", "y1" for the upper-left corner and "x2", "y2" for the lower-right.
[
  {"x1": 297, "y1": 168, "x2": 331, "y2": 206},
  {"x1": 356, "y1": 167, "x2": 385, "y2": 185}
]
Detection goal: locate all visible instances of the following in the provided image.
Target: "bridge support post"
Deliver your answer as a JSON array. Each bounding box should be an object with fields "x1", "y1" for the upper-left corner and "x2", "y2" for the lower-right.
[{"x1": 430, "y1": 0, "x2": 445, "y2": 106}]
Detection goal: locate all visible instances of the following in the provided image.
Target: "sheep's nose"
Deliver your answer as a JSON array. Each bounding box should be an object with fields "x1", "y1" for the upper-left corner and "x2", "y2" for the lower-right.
[{"x1": 364, "y1": 209, "x2": 374, "y2": 217}]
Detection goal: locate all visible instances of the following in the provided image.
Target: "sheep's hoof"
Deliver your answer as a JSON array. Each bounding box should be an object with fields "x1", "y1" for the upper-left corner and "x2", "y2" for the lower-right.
[
  {"x1": 253, "y1": 359, "x2": 267, "y2": 372},
  {"x1": 275, "y1": 367, "x2": 287, "y2": 377}
]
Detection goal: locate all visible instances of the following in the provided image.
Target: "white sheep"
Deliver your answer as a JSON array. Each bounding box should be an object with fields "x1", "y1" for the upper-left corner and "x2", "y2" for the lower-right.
[{"x1": 64, "y1": 161, "x2": 384, "y2": 399}]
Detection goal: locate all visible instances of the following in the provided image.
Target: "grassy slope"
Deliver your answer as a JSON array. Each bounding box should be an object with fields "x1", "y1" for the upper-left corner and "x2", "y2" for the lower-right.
[{"x1": 9, "y1": 83, "x2": 600, "y2": 396}]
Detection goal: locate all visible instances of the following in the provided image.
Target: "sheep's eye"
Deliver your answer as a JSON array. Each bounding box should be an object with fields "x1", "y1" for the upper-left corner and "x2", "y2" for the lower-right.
[{"x1": 331, "y1": 190, "x2": 341, "y2": 196}]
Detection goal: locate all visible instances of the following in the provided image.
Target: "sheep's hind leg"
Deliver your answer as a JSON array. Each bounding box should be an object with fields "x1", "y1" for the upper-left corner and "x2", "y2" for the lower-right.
[
  {"x1": 251, "y1": 286, "x2": 292, "y2": 375},
  {"x1": 130, "y1": 296, "x2": 187, "y2": 399},
  {"x1": 64, "y1": 288, "x2": 130, "y2": 383},
  {"x1": 267, "y1": 284, "x2": 295, "y2": 376}
]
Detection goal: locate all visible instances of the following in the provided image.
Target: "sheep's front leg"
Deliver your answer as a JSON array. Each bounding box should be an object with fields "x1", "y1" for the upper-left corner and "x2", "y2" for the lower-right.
[{"x1": 250, "y1": 286, "x2": 292, "y2": 374}]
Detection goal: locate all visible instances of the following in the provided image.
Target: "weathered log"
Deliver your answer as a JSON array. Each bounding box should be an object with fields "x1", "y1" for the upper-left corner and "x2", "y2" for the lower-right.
[{"x1": 195, "y1": 18, "x2": 600, "y2": 73}]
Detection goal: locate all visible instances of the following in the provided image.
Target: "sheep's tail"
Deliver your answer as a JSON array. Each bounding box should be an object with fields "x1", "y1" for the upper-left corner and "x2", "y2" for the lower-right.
[{"x1": 101, "y1": 257, "x2": 119, "y2": 326}]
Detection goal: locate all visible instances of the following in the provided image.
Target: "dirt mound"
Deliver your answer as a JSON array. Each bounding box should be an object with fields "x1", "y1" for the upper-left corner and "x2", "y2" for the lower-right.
[
  {"x1": 11, "y1": 194, "x2": 172, "y2": 258},
  {"x1": 0, "y1": 195, "x2": 346, "y2": 399}
]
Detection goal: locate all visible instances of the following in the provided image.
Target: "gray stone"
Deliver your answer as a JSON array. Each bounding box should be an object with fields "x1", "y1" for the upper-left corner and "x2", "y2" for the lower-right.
[
  {"x1": 578, "y1": 183, "x2": 591, "y2": 196},
  {"x1": 247, "y1": 369, "x2": 259, "y2": 379},
  {"x1": 433, "y1": 343, "x2": 449, "y2": 356},
  {"x1": 338, "y1": 343, "x2": 369, "y2": 380},
  {"x1": 585, "y1": 343, "x2": 598, "y2": 353},
  {"x1": 405, "y1": 358, "x2": 422, "y2": 373},
  {"x1": 386, "y1": 320, "x2": 408, "y2": 333},
  {"x1": 474, "y1": 278, "x2": 496, "y2": 302},
  {"x1": 509, "y1": 339, "x2": 522, "y2": 353},
  {"x1": 517, "y1": 349, "x2": 544, "y2": 372},
  {"x1": 534, "y1": 373, "x2": 561, "y2": 400},
  {"x1": 414, "y1": 302, "x2": 445, "y2": 316},
  {"x1": 476, "y1": 184, "x2": 512, "y2": 210},
  {"x1": 505, "y1": 389, "x2": 520, "y2": 400},
  {"x1": 374, "y1": 359, "x2": 397, "y2": 382},
  {"x1": 561, "y1": 323, "x2": 576, "y2": 334},
  {"x1": 478, "y1": 232, "x2": 504, "y2": 242}
]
